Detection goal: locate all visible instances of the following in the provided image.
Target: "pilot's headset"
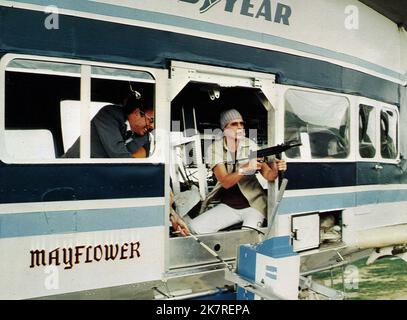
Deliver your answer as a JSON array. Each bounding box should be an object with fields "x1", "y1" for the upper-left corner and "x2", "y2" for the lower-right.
[
  {"x1": 129, "y1": 82, "x2": 155, "y2": 155},
  {"x1": 129, "y1": 82, "x2": 142, "y2": 100}
]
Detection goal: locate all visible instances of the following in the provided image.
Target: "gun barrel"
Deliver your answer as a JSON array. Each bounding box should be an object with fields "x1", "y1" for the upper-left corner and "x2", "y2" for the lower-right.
[
  {"x1": 223, "y1": 140, "x2": 301, "y2": 164},
  {"x1": 250, "y1": 141, "x2": 302, "y2": 158}
]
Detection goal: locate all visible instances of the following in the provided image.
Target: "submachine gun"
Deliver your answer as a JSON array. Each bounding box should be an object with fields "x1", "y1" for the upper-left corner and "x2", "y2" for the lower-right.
[
  {"x1": 254, "y1": 140, "x2": 301, "y2": 184},
  {"x1": 252, "y1": 140, "x2": 302, "y2": 238},
  {"x1": 223, "y1": 140, "x2": 302, "y2": 164},
  {"x1": 244, "y1": 140, "x2": 302, "y2": 238},
  {"x1": 247, "y1": 139, "x2": 302, "y2": 161}
]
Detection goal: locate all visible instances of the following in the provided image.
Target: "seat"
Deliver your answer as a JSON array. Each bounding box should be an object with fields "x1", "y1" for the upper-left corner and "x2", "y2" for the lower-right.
[
  {"x1": 360, "y1": 142, "x2": 376, "y2": 158},
  {"x1": 60, "y1": 100, "x2": 108, "y2": 152},
  {"x1": 5, "y1": 129, "x2": 55, "y2": 160},
  {"x1": 169, "y1": 131, "x2": 208, "y2": 200},
  {"x1": 170, "y1": 105, "x2": 209, "y2": 199}
]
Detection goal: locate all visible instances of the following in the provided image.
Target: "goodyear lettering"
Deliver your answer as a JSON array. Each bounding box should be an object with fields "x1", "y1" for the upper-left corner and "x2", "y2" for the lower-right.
[{"x1": 180, "y1": 0, "x2": 292, "y2": 25}]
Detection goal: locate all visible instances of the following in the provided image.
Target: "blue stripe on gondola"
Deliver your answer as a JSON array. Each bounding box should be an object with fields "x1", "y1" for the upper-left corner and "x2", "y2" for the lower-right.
[
  {"x1": 9, "y1": 0, "x2": 405, "y2": 82},
  {"x1": 2, "y1": 188, "x2": 403, "y2": 239},
  {"x1": 284, "y1": 163, "x2": 357, "y2": 189},
  {"x1": 0, "y1": 6, "x2": 401, "y2": 105},
  {"x1": 284, "y1": 162, "x2": 406, "y2": 190},
  {"x1": 0, "y1": 163, "x2": 164, "y2": 203},
  {"x1": 279, "y1": 189, "x2": 407, "y2": 214},
  {"x1": 0, "y1": 205, "x2": 165, "y2": 239},
  {"x1": 0, "y1": 161, "x2": 405, "y2": 203}
]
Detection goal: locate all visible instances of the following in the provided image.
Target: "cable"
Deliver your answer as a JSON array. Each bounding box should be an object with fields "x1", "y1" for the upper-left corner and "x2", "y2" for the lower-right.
[
  {"x1": 240, "y1": 225, "x2": 265, "y2": 235},
  {"x1": 189, "y1": 233, "x2": 233, "y2": 271}
]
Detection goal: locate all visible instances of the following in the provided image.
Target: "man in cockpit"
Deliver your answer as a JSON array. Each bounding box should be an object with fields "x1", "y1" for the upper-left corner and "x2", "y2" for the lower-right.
[
  {"x1": 63, "y1": 94, "x2": 154, "y2": 158},
  {"x1": 187, "y1": 109, "x2": 287, "y2": 234}
]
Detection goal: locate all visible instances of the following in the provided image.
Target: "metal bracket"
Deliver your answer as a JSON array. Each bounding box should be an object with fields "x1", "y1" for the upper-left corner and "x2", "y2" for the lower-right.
[
  {"x1": 299, "y1": 276, "x2": 345, "y2": 300},
  {"x1": 224, "y1": 270, "x2": 285, "y2": 300},
  {"x1": 264, "y1": 178, "x2": 288, "y2": 239},
  {"x1": 253, "y1": 78, "x2": 262, "y2": 88},
  {"x1": 367, "y1": 245, "x2": 407, "y2": 265}
]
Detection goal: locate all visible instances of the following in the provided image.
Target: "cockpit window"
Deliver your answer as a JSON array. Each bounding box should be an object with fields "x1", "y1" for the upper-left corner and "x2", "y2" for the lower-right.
[
  {"x1": 380, "y1": 109, "x2": 398, "y2": 159},
  {"x1": 284, "y1": 89, "x2": 350, "y2": 159},
  {"x1": 359, "y1": 105, "x2": 376, "y2": 158},
  {"x1": 2, "y1": 58, "x2": 155, "y2": 162}
]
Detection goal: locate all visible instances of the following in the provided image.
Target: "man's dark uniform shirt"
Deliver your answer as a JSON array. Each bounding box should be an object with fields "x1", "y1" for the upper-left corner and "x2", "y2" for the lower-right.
[{"x1": 63, "y1": 104, "x2": 150, "y2": 158}]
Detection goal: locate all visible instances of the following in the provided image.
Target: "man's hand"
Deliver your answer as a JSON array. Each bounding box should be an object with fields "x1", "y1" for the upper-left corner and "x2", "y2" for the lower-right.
[
  {"x1": 275, "y1": 159, "x2": 287, "y2": 172},
  {"x1": 260, "y1": 159, "x2": 287, "y2": 181},
  {"x1": 238, "y1": 158, "x2": 262, "y2": 175},
  {"x1": 170, "y1": 208, "x2": 191, "y2": 237},
  {"x1": 131, "y1": 146, "x2": 147, "y2": 158}
]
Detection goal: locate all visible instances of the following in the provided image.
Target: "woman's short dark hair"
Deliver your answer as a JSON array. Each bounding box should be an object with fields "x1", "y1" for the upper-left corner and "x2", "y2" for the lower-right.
[{"x1": 123, "y1": 94, "x2": 153, "y2": 115}]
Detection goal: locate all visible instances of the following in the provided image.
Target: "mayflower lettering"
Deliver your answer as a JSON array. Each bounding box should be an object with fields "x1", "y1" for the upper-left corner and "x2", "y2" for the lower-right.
[
  {"x1": 29, "y1": 241, "x2": 141, "y2": 269},
  {"x1": 179, "y1": 0, "x2": 292, "y2": 25}
]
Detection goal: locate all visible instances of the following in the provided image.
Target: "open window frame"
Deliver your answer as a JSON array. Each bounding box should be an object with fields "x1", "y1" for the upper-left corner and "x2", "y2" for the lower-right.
[{"x1": 0, "y1": 54, "x2": 165, "y2": 164}]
